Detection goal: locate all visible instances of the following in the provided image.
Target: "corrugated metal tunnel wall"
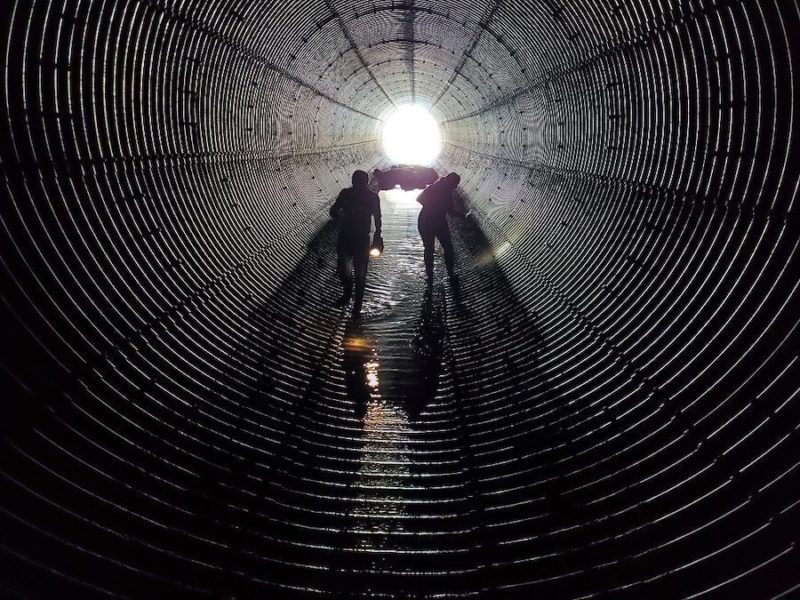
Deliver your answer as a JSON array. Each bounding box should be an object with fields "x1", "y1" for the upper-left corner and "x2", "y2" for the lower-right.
[{"x1": 1, "y1": 0, "x2": 799, "y2": 597}]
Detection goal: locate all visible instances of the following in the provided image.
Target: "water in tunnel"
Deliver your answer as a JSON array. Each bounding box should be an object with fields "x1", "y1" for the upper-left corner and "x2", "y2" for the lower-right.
[{"x1": 1, "y1": 0, "x2": 799, "y2": 597}]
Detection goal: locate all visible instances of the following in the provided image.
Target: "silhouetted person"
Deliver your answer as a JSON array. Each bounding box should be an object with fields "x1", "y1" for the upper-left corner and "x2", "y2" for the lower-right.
[
  {"x1": 330, "y1": 170, "x2": 382, "y2": 317},
  {"x1": 371, "y1": 169, "x2": 383, "y2": 191},
  {"x1": 417, "y1": 172, "x2": 462, "y2": 283}
]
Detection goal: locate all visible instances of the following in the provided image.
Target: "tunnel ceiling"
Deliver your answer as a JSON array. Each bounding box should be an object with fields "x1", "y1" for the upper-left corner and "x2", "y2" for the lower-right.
[{"x1": 1, "y1": 0, "x2": 799, "y2": 598}]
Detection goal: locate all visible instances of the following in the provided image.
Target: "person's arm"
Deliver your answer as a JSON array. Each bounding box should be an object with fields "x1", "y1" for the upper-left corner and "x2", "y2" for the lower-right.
[
  {"x1": 372, "y1": 193, "x2": 382, "y2": 235},
  {"x1": 329, "y1": 190, "x2": 345, "y2": 218},
  {"x1": 371, "y1": 170, "x2": 383, "y2": 191},
  {"x1": 446, "y1": 192, "x2": 457, "y2": 215},
  {"x1": 447, "y1": 190, "x2": 469, "y2": 217}
]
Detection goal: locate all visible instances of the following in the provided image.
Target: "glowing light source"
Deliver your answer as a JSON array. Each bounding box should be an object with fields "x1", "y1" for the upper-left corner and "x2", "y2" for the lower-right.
[
  {"x1": 381, "y1": 105, "x2": 441, "y2": 166},
  {"x1": 370, "y1": 234, "x2": 384, "y2": 257}
]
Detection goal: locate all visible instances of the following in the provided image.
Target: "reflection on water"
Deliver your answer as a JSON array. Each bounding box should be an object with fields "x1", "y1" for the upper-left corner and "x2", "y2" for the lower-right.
[
  {"x1": 341, "y1": 320, "x2": 412, "y2": 579},
  {"x1": 365, "y1": 360, "x2": 379, "y2": 391},
  {"x1": 330, "y1": 184, "x2": 551, "y2": 594},
  {"x1": 342, "y1": 287, "x2": 444, "y2": 423},
  {"x1": 337, "y1": 189, "x2": 444, "y2": 584},
  {"x1": 342, "y1": 327, "x2": 379, "y2": 420}
]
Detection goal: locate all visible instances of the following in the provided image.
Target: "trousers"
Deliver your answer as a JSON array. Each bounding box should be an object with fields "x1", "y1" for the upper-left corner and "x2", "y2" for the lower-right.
[
  {"x1": 418, "y1": 215, "x2": 454, "y2": 278},
  {"x1": 336, "y1": 234, "x2": 369, "y2": 305}
]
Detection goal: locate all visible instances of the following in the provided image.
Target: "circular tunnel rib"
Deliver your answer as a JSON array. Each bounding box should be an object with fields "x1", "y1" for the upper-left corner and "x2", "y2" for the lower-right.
[{"x1": 1, "y1": 1, "x2": 799, "y2": 598}]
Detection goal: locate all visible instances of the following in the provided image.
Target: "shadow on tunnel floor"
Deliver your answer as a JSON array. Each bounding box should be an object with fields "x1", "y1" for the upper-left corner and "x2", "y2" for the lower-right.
[
  {"x1": 342, "y1": 284, "x2": 445, "y2": 423},
  {"x1": 1, "y1": 204, "x2": 563, "y2": 599},
  {"x1": 193, "y1": 207, "x2": 565, "y2": 598},
  {"x1": 444, "y1": 212, "x2": 574, "y2": 594}
]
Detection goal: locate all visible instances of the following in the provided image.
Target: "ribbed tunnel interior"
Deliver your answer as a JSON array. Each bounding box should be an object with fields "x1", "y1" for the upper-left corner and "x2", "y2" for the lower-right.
[{"x1": 1, "y1": 0, "x2": 799, "y2": 597}]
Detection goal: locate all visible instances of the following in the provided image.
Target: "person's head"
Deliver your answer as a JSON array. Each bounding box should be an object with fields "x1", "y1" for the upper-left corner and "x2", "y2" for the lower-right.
[
  {"x1": 444, "y1": 172, "x2": 461, "y2": 189},
  {"x1": 352, "y1": 170, "x2": 369, "y2": 188}
]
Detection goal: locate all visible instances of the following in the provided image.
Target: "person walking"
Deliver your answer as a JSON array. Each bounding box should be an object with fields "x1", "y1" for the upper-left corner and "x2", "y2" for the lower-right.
[
  {"x1": 416, "y1": 172, "x2": 462, "y2": 284},
  {"x1": 329, "y1": 170, "x2": 382, "y2": 317}
]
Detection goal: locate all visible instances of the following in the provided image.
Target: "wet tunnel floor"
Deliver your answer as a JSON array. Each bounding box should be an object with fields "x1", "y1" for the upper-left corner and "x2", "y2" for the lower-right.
[
  {"x1": 233, "y1": 188, "x2": 547, "y2": 598},
  {"x1": 0, "y1": 187, "x2": 555, "y2": 600},
  {"x1": 3, "y1": 188, "x2": 798, "y2": 599},
  {"x1": 282, "y1": 190, "x2": 489, "y2": 597}
]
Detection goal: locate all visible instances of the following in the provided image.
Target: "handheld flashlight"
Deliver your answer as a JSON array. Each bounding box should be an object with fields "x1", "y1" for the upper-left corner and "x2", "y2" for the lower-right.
[{"x1": 370, "y1": 234, "x2": 384, "y2": 257}]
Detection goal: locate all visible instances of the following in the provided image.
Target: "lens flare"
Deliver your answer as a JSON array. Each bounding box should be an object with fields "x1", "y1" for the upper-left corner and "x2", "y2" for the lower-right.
[{"x1": 382, "y1": 105, "x2": 441, "y2": 166}]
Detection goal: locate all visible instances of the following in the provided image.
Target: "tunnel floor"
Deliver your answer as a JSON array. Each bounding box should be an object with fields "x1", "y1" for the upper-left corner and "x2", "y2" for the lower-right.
[
  {"x1": 1, "y1": 188, "x2": 552, "y2": 598},
  {"x1": 2, "y1": 187, "x2": 797, "y2": 599},
  {"x1": 219, "y1": 188, "x2": 560, "y2": 598},
  {"x1": 255, "y1": 189, "x2": 528, "y2": 597}
]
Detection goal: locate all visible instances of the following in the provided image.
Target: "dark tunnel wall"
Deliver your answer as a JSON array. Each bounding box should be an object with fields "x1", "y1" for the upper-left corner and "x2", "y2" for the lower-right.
[{"x1": 1, "y1": 0, "x2": 799, "y2": 598}]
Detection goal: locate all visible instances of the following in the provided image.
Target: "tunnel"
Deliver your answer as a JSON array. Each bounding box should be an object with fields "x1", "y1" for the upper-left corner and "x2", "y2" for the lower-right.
[{"x1": 1, "y1": 0, "x2": 799, "y2": 597}]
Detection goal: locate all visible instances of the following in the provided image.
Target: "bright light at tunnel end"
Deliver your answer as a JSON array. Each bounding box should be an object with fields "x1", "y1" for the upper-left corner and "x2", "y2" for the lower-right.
[{"x1": 382, "y1": 105, "x2": 442, "y2": 166}]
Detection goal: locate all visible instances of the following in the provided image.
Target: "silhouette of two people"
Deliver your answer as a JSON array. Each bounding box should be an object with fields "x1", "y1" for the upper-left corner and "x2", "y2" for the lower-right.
[
  {"x1": 331, "y1": 169, "x2": 464, "y2": 317},
  {"x1": 329, "y1": 170, "x2": 382, "y2": 317}
]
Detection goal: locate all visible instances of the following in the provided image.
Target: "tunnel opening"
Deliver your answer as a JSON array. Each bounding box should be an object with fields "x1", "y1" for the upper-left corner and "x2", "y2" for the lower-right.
[
  {"x1": 381, "y1": 104, "x2": 442, "y2": 166},
  {"x1": 0, "y1": 0, "x2": 799, "y2": 598}
]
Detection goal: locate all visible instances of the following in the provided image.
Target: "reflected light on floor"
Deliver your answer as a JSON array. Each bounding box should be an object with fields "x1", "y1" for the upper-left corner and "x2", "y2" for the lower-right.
[
  {"x1": 343, "y1": 335, "x2": 381, "y2": 397},
  {"x1": 354, "y1": 396, "x2": 411, "y2": 556},
  {"x1": 343, "y1": 336, "x2": 370, "y2": 351},
  {"x1": 344, "y1": 328, "x2": 411, "y2": 555},
  {"x1": 365, "y1": 360, "x2": 380, "y2": 392}
]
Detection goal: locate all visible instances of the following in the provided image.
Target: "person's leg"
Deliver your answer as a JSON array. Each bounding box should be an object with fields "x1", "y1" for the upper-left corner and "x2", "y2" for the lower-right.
[
  {"x1": 336, "y1": 238, "x2": 354, "y2": 304},
  {"x1": 418, "y1": 216, "x2": 435, "y2": 281},
  {"x1": 435, "y1": 220, "x2": 456, "y2": 277},
  {"x1": 352, "y1": 240, "x2": 369, "y2": 316},
  {"x1": 352, "y1": 256, "x2": 367, "y2": 315}
]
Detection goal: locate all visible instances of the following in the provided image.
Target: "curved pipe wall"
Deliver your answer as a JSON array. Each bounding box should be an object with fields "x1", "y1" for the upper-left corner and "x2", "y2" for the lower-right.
[{"x1": 1, "y1": 1, "x2": 799, "y2": 597}]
